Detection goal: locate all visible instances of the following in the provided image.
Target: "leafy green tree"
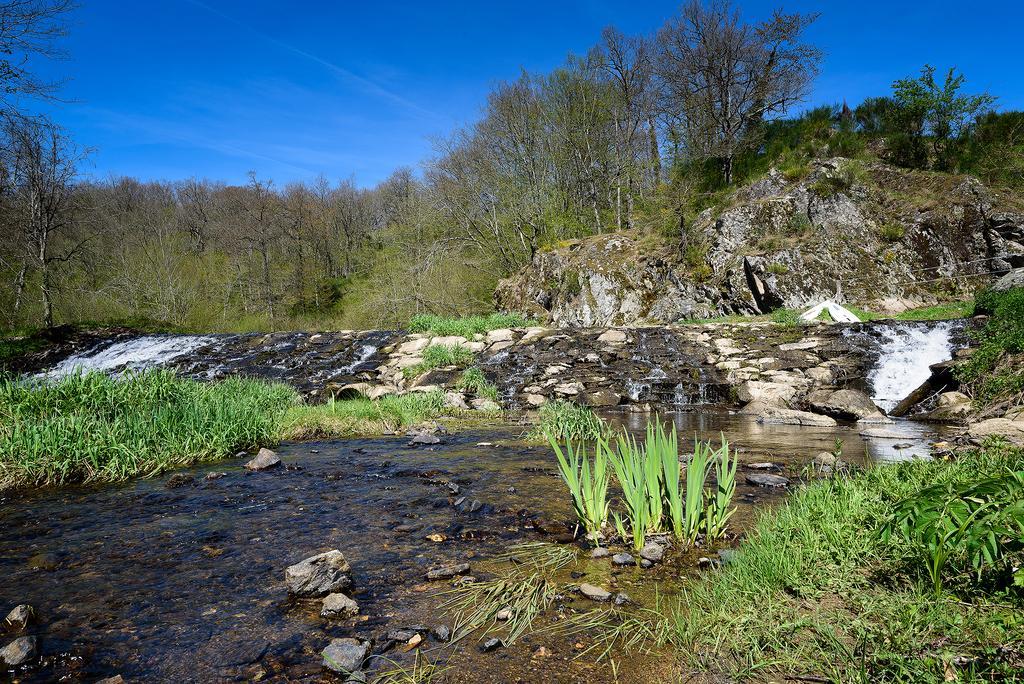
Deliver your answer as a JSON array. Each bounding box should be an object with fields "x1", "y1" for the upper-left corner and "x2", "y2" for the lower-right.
[{"x1": 890, "y1": 65, "x2": 995, "y2": 170}]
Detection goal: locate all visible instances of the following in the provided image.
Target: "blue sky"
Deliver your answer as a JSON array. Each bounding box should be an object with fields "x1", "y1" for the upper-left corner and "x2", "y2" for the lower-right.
[{"x1": 25, "y1": 0, "x2": 1024, "y2": 187}]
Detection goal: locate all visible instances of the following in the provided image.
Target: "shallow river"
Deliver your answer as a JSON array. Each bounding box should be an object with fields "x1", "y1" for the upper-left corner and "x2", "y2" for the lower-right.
[{"x1": 0, "y1": 410, "x2": 947, "y2": 683}]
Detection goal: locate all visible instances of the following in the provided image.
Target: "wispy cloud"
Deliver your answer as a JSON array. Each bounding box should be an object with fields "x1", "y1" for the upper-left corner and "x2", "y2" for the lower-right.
[{"x1": 184, "y1": 0, "x2": 441, "y2": 120}]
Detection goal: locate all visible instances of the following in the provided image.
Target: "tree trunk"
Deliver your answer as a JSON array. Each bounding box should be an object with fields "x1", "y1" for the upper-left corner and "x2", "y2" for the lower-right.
[{"x1": 13, "y1": 262, "x2": 27, "y2": 320}]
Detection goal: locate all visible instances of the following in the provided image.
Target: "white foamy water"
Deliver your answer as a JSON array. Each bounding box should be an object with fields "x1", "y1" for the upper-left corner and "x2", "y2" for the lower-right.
[
  {"x1": 868, "y1": 322, "x2": 955, "y2": 412},
  {"x1": 40, "y1": 335, "x2": 216, "y2": 380}
]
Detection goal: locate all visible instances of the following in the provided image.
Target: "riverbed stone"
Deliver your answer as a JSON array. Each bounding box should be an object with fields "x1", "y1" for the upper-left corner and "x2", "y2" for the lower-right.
[
  {"x1": 739, "y1": 400, "x2": 837, "y2": 426},
  {"x1": 285, "y1": 550, "x2": 353, "y2": 597},
  {"x1": 579, "y1": 583, "x2": 612, "y2": 601},
  {"x1": 735, "y1": 381, "x2": 796, "y2": 406},
  {"x1": 745, "y1": 473, "x2": 790, "y2": 487},
  {"x1": 408, "y1": 433, "x2": 442, "y2": 445},
  {"x1": 322, "y1": 637, "x2": 368, "y2": 674},
  {"x1": 425, "y1": 562, "x2": 471, "y2": 580},
  {"x1": 3, "y1": 605, "x2": 33, "y2": 631},
  {"x1": 443, "y1": 391, "x2": 469, "y2": 410},
  {"x1": 585, "y1": 389, "x2": 621, "y2": 407},
  {"x1": 244, "y1": 447, "x2": 280, "y2": 470},
  {"x1": 589, "y1": 547, "x2": 610, "y2": 559},
  {"x1": 479, "y1": 637, "x2": 504, "y2": 652},
  {"x1": 0, "y1": 636, "x2": 37, "y2": 666},
  {"x1": 805, "y1": 389, "x2": 885, "y2": 421},
  {"x1": 923, "y1": 391, "x2": 973, "y2": 422},
  {"x1": 639, "y1": 541, "x2": 666, "y2": 563},
  {"x1": 612, "y1": 552, "x2": 636, "y2": 566},
  {"x1": 968, "y1": 416, "x2": 1024, "y2": 446},
  {"x1": 470, "y1": 398, "x2": 501, "y2": 412},
  {"x1": 320, "y1": 592, "x2": 359, "y2": 619},
  {"x1": 597, "y1": 329, "x2": 627, "y2": 344}
]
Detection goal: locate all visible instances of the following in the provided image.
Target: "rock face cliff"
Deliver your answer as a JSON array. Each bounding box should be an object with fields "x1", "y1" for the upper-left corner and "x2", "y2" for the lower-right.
[{"x1": 495, "y1": 158, "x2": 1024, "y2": 326}]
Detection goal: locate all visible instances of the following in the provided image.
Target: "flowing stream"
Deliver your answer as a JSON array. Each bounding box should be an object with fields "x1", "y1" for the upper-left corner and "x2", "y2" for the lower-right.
[{"x1": 866, "y1": 321, "x2": 959, "y2": 412}]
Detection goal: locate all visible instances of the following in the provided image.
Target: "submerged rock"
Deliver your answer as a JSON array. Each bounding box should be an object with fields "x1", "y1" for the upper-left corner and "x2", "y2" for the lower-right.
[
  {"x1": 0, "y1": 636, "x2": 37, "y2": 666},
  {"x1": 425, "y1": 562, "x2": 471, "y2": 580},
  {"x1": 611, "y1": 552, "x2": 636, "y2": 566},
  {"x1": 285, "y1": 550, "x2": 352, "y2": 597},
  {"x1": 322, "y1": 637, "x2": 368, "y2": 674},
  {"x1": 589, "y1": 547, "x2": 610, "y2": 559},
  {"x1": 3, "y1": 604, "x2": 33, "y2": 631},
  {"x1": 579, "y1": 583, "x2": 612, "y2": 601},
  {"x1": 639, "y1": 541, "x2": 666, "y2": 563},
  {"x1": 244, "y1": 448, "x2": 280, "y2": 471},
  {"x1": 408, "y1": 433, "x2": 442, "y2": 446},
  {"x1": 320, "y1": 592, "x2": 359, "y2": 619},
  {"x1": 479, "y1": 637, "x2": 504, "y2": 652},
  {"x1": 745, "y1": 473, "x2": 790, "y2": 488}
]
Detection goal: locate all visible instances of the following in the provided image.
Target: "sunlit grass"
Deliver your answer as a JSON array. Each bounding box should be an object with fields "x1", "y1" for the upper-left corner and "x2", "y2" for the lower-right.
[
  {"x1": 0, "y1": 370, "x2": 297, "y2": 490},
  {"x1": 402, "y1": 344, "x2": 476, "y2": 380},
  {"x1": 281, "y1": 390, "x2": 447, "y2": 438},
  {"x1": 529, "y1": 399, "x2": 606, "y2": 442},
  {"x1": 408, "y1": 312, "x2": 536, "y2": 338}
]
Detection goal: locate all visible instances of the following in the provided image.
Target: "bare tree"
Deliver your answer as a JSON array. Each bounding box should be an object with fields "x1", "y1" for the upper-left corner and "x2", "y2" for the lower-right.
[
  {"x1": 0, "y1": 0, "x2": 75, "y2": 113},
  {"x1": 2, "y1": 114, "x2": 88, "y2": 326},
  {"x1": 656, "y1": 0, "x2": 821, "y2": 184}
]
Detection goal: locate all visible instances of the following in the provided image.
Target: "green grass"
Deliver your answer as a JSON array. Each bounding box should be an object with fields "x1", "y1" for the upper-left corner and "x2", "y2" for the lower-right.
[
  {"x1": 455, "y1": 367, "x2": 499, "y2": 401},
  {"x1": 0, "y1": 370, "x2": 297, "y2": 490},
  {"x1": 402, "y1": 344, "x2": 476, "y2": 380},
  {"x1": 671, "y1": 442, "x2": 1024, "y2": 682},
  {"x1": 528, "y1": 399, "x2": 605, "y2": 442},
  {"x1": 407, "y1": 312, "x2": 536, "y2": 338},
  {"x1": 281, "y1": 390, "x2": 447, "y2": 439},
  {"x1": 0, "y1": 330, "x2": 47, "y2": 368},
  {"x1": 682, "y1": 300, "x2": 972, "y2": 326},
  {"x1": 957, "y1": 287, "x2": 1024, "y2": 406}
]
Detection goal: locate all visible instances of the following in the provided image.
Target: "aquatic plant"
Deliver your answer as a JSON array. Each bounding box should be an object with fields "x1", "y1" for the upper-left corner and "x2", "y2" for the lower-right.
[
  {"x1": 0, "y1": 370, "x2": 297, "y2": 489},
  {"x1": 610, "y1": 431, "x2": 663, "y2": 552},
  {"x1": 407, "y1": 313, "x2": 535, "y2": 338},
  {"x1": 373, "y1": 652, "x2": 450, "y2": 684},
  {"x1": 682, "y1": 437, "x2": 712, "y2": 543},
  {"x1": 530, "y1": 399, "x2": 606, "y2": 442},
  {"x1": 703, "y1": 435, "x2": 738, "y2": 541},
  {"x1": 547, "y1": 434, "x2": 610, "y2": 541}
]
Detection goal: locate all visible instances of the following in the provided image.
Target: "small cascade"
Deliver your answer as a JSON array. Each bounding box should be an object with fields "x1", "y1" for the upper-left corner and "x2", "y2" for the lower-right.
[
  {"x1": 39, "y1": 335, "x2": 217, "y2": 379},
  {"x1": 867, "y1": 322, "x2": 958, "y2": 412}
]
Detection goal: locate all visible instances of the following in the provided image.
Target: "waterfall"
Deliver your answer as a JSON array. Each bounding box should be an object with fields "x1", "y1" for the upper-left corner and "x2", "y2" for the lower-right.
[
  {"x1": 39, "y1": 335, "x2": 217, "y2": 380},
  {"x1": 867, "y1": 322, "x2": 956, "y2": 412}
]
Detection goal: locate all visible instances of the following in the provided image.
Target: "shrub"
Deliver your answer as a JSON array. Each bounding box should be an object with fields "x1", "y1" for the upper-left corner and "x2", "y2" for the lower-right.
[
  {"x1": 784, "y1": 212, "x2": 814, "y2": 237},
  {"x1": 766, "y1": 262, "x2": 789, "y2": 275},
  {"x1": 957, "y1": 287, "x2": 1024, "y2": 405},
  {"x1": 878, "y1": 222, "x2": 906, "y2": 242},
  {"x1": 810, "y1": 174, "x2": 850, "y2": 197}
]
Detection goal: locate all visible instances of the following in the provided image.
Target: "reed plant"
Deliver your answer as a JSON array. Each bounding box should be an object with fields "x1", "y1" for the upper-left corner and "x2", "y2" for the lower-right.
[
  {"x1": 704, "y1": 435, "x2": 737, "y2": 540},
  {"x1": 547, "y1": 432, "x2": 610, "y2": 541},
  {"x1": 610, "y1": 431, "x2": 662, "y2": 552},
  {"x1": 682, "y1": 437, "x2": 713, "y2": 543}
]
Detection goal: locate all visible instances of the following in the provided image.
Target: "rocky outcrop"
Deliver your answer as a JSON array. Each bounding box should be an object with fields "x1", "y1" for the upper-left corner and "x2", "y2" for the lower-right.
[{"x1": 496, "y1": 159, "x2": 1024, "y2": 326}]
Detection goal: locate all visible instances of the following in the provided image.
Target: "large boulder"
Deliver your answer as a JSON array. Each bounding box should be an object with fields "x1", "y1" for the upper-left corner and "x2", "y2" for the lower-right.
[
  {"x1": 244, "y1": 448, "x2": 280, "y2": 471},
  {"x1": 739, "y1": 400, "x2": 837, "y2": 427},
  {"x1": 285, "y1": 550, "x2": 352, "y2": 597},
  {"x1": 990, "y1": 268, "x2": 1024, "y2": 293},
  {"x1": 736, "y1": 381, "x2": 796, "y2": 406},
  {"x1": 805, "y1": 389, "x2": 885, "y2": 421},
  {"x1": 923, "y1": 391, "x2": 973, "y2": 423},
  {"x1": 968, "y1": 413, "x2": 1024, "y2": 446}
]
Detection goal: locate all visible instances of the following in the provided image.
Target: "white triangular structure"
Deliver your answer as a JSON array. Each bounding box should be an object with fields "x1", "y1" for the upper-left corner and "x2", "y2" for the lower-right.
[{"x1": 798, "y1": 300, "x2": 860, "y2": 323}]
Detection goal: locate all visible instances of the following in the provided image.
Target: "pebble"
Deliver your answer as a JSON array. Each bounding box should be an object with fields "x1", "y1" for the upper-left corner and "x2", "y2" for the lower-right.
[
  {"x1": 495, "y1": 608, "x2": 511, "y2": 621},
  {"x1": 320, "y1": 593, "x2": 359, "y2": 619},
  {"x1": 639, "y1": 541, "x2": 665, "y2": 563},
  {"x1": 589, "y1": 547, "x2": 610, "y2": 559},
  {"x1": 640, "y1": 559, "x2": 653, "y2": 569},
  {"x1": 578, "y1": 583, "x2": 612, "y2": 601},
  {"x1": 432, "y1": 625, "x2": 451, "y2": 642},
  {"x1": 408, "y1": 434, "x2": 441, "y2": 446},
  {"x1": 613, "y1": 592, "x2": 631, "y2": 606},
  {"x1": 746, "y1": 462, "x2": 779, "y2": 470},
  {"x1": 612, "y1": 552, "x2": 636, "y2": 566},
  {"x1": 479, "y1": 637, "x2": 504, "y2": 652}
]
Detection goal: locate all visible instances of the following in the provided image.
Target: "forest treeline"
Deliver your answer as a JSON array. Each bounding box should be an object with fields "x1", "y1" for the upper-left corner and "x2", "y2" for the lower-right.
[{"x1": 2, "y1": 0, "x2": 1022, "y2": 331}]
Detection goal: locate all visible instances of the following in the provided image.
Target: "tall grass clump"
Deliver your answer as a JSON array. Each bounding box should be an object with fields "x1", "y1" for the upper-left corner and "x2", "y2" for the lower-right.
[
  {"x1": 0, "y1": 370, "x2": 297, "y2": 490},
  {"x1": 547, "y1": 434, "x2": 610, "y2": 542},
  {"x1": 529, "y1": 399, "x2": 606, "y2": 442},
  {"x1": 455, "y1": 367, "x2": 499, "y2": 401},
  {"x1": 703, "y1": 435, "x2": 738, "y2": 540},
  {"x1": 408, "y1": 312, "x2": 536, "y2": 338},
  {"x1": 611, "y1": 430, "x2": 663, "y2": 552},
  {"x1": 282, "y1": 390, "x2": 447, "y2": 438},
  {"x1": 402, "y1": 344, "x2": 476, "y2": 380}
]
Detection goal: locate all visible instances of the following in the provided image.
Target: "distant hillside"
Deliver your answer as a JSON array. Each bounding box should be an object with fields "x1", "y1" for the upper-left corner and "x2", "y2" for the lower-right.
[{"x1": 496, "y1": 158, "x2": 1024, "y2": 325}]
